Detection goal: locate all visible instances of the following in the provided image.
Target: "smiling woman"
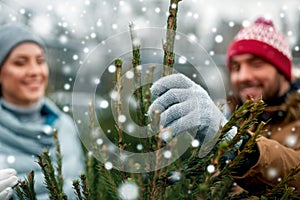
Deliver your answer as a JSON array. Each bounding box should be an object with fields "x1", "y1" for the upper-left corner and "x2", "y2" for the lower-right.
[
  {"x1": 0, "y1": 24, "x2": 84, "y2": 200},
  {"x1": 0, "y1": 43, "x2": 49, "y2": 106}
]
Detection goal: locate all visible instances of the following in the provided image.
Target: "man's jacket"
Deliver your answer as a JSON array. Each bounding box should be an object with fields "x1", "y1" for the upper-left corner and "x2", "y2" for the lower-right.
[{"x1": 227, "y1": 81, "x2": 300, "y2": 196}]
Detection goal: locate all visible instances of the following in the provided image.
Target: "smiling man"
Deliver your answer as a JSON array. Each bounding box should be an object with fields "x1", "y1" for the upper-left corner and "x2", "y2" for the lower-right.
[
  {"x1": 224, "y1": 17, "x2": 300, "y2": 195},
  {"x1": 227, "y1": 17, "x2": 293, "y2": 105},
  {"x1": 149, "y1": 17, "x2": 300, "y2": 197}
]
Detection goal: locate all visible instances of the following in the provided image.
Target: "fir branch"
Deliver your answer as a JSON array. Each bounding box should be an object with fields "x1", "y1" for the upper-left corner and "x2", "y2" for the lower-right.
[
  {"x1": 129, "y1": 22, "x2": 145, "y2": 126},
  {"x1": 211, "y1": 175, "x2": 234, "y2": 199},
  {"x1": 224, "y1": 190, "x2": 250, "y2": 200},
  {"x1": 115, "y1": 58, "x2": 125, "y2": 150},
  {"x1": 198, "y1": 183, "x2": 210, "y2": 200},
  {"x1": 19, "y1": 181, "x2": 31, "y2": 199},
  {"x1": 98, "y1": 167, "x2": 121, "y2": 200},
  {"x1": 182, "y1": 98, "x2": 267, "y2": 199},
  {"x1": 15, "y1": 171, "x2": 37, "y2": 200},
  {"x1": 144, "y1": 65, "x2": 156, "y2": 117},
  {"x1": 86, "y1": 153, "x2": 121, "y2": 200},
  {"x1": 73, "y1": 180, "x2": 83, "y2": 200},
  {"x1": 228, "y1": 121, "x2": 264, "y2": 171},
  {"x1": 222, "y1": 98, "x2": 265, "y2": 146},
  {"x1": 133, "y1": 173, "x2": 144, "y2": 198},
  {"x1": 88, "y1": 100, "x2": 95, "y2": 137},
  {"x1": 86, "y1": 153, "x2": 102, "y2": 200},
  {"x1": 149, "y1": 134, "x2": 163, "y2": 199},
  {"x1": 149, "y1": 109, "x2": 161, "y2": 138},
  {"x1": 222, "y1": 98, "x2": 257, "y2": 132},
  {"x1": 15, "y1": 186, "x2": 25, "y2": 200},
  {"x1": 129, "y1": 22, "x2": 141, "y2": 70},
  {"x1": 163, "y1": 0, "x2": 182, "y2": 76},
  {"x1": 72, "y1": 175, "x2": 90, "y2": 200},
  {"x1": 37, "y1": 150, "x2": 68, "y2": 200},
  {"x1": 53, "y1": 129, "x2": 64, "y2": 192},
  {"x1": 80, "y1": 174, "x2": 89, "y2": 200},
  {"x1": 114, "y1": 58, "x2": 128, "y2": 181},
  {"x1": 27, "y1": 170, "x2": 36, "y2": 200},
  {"x1": 279, "y1": 187, "x2": 297, "y2": 200},
  {"x1": 37, "y1": 153, "x2": 59, "y2": 200},
  {"x1": 264, "y1": 163, "x2": 300, "y2": 198},
  {"x1": 43, "y1": 151, "x2": 60, "y2": 193}
]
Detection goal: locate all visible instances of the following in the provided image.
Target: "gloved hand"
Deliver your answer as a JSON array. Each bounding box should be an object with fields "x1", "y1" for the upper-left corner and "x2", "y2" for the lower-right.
[
  {"x1": 148, "y1": 74, "x2": 237, "y2": 156},
  {"x1": 0, "y1": 168, "x2": 18, "y2": 200}
]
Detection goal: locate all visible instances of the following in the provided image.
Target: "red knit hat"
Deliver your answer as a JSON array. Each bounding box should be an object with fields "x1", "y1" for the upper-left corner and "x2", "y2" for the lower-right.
[{"x1": 227, "y1": 17, "x2": 292, "y2": 81}]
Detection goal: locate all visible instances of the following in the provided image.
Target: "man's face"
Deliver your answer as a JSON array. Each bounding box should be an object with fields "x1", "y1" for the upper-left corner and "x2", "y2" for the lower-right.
[{"x1": 229, "y1": 54, "x2": 288, "y2": 103}]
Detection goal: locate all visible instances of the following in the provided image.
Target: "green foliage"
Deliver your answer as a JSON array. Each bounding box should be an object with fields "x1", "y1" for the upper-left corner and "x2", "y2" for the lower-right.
[
  {"x1": 15, "y1": 171, "x2": 36, "y2": 200},
  {"x1": 15, "y1": 0, "x2": 300, "y2": 199},
  {"x1": 16, "y1": 98, "x2": 300, "y2": 199},
  {"x1": 16, "y1": 132, "x2": 68, "y2": 200}
]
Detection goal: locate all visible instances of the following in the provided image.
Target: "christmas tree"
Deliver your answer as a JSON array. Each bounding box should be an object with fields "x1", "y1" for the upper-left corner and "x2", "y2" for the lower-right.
[{"x1": 16, "y1": 0, "x2": 300, "y2": 199}]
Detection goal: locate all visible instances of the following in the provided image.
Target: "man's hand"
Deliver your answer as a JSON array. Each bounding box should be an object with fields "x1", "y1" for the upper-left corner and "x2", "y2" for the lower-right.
[{"x1": 148, "y1": 74, "x2": 237, "y2": 156}]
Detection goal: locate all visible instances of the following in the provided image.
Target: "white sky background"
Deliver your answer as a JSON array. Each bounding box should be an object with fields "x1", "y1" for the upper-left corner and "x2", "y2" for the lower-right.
[
  {"x1": 1, "y1": 0, "x2": 299, "y2": 47},
  {"x1": 0, "y1": 1, "x2": 299, "y2": 116},
  {"x1": 1, "y1": 0, "x2": 299, "y2": 86}
]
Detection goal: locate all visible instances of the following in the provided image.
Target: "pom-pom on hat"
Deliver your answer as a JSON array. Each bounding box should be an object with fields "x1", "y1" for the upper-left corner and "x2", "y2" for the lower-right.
[
  {"x1": 0, "y1": 24, "x2": 46, "y2": 67},
  {"x1": 227, "y1": 17, "x2": 292, "y2": 81}
]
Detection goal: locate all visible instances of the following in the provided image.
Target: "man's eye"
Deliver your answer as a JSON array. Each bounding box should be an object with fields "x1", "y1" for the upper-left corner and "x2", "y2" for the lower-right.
[
  {"x1": 230, "y1": 64, "x2": 239, "y2": 71},
  {"x1": 251, "y1": 60, "x2": 264, "y2": 67}
]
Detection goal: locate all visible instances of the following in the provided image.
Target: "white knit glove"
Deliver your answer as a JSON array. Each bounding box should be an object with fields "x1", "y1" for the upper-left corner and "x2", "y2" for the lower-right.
[
  {"x1": 149, "y1": 74, "x2": 237, "y2": 156},
  {"x1": 0, "y1": 168, "x2": 18, "y2": 200}
]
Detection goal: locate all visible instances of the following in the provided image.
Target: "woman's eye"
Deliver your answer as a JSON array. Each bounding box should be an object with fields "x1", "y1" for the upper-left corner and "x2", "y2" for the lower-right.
[
  {"x1": 14, "y1": 60, "x2": 26, "y2": 66},
  {"x1": 37, "y1": 58, "x2": 46, "y2": 64}
]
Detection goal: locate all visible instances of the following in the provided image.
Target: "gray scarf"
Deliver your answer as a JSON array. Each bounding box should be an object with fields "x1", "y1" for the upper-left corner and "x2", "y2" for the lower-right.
[{"x1": 0, "y1": 98, "x2": 60, "y2": 155}]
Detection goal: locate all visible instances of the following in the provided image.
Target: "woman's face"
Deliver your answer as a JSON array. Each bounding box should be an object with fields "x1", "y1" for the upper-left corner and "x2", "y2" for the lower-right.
[{"x1": 0, "y1": 42, "x2": 49, "y2": 107}]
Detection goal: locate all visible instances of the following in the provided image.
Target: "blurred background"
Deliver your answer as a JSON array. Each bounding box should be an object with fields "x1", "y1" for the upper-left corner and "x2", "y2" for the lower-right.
[{"x1": 1, "y1": 0, "x2": 300, "y2": 111}]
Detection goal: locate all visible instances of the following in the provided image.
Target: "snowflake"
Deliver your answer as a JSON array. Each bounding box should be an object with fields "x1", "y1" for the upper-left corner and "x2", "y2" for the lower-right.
[
  {"x1": 285, "y1": 134, "x2": 298, "y2": 147},
  {"x1": 266, "y1": 167, "x2": 278, "y2": 180},
  {"x1": 207, "y1": 164, "x2": 215, "y2": 174},
  {"x1": 118, "y1": 181, "x2": 139, "y2": 200}
]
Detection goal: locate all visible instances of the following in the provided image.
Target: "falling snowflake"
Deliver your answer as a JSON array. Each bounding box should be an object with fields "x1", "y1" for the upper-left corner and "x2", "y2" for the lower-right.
[
  {"x1": 125, "y1": 70, "x2": 134, "y2": 79},
  {"x1": 163, "y1": 150, "x2": 172, "y2": 159},
  {"x1": 108, "y1": 65, "x2": 116, "y2": 73},
  {"x1": 168, "y1": 171, "x2": 182, "y2": 183},
  {"x1": 191, "y1": 139, "x2": 200, "y2": 147},
  {"x1": 267, "y1": 167, "x2": 278, "y2": 180},
  {"x1": 62, "y1": 106, "x2": 70, "y2": 112},
  {"x1": 207, "y1": 164, "x2": 215, "y2": 174},
  {"x1": 7, "y1": 155, "x2": 15, "y2": 164},
  {"x1": 285, "y1": 134, "x2": 298, "y2": 147},
  {"x1": 136, "y1": 144, "x2": 143, "y2": 151},
  {"x1": 178, "y1": 56, "x2": 187, "y2": 64},
  {"x1": 118, "y1": 181, "x2": 139, "y2": 200},
  {"x1": 118, "y1": 115, "x2": 127, "y2": 123},
  {"x1": 99, "y1": 100, "x2": 109, "y2": 109},
  {"x1": 215, "y1": 34, "x2": 223, "y2": 43},
  {"x1": 104, "y1": 161, "x2": 113, "y2": 170},
  {"x1": 96, "y1": 138, "x2": 103, "y2": 145}
]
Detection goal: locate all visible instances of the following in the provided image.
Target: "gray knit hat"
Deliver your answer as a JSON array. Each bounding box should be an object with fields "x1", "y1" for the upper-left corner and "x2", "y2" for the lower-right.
[{"x1": 0, "y1": 24, "x2": 46, "y2": 67}]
